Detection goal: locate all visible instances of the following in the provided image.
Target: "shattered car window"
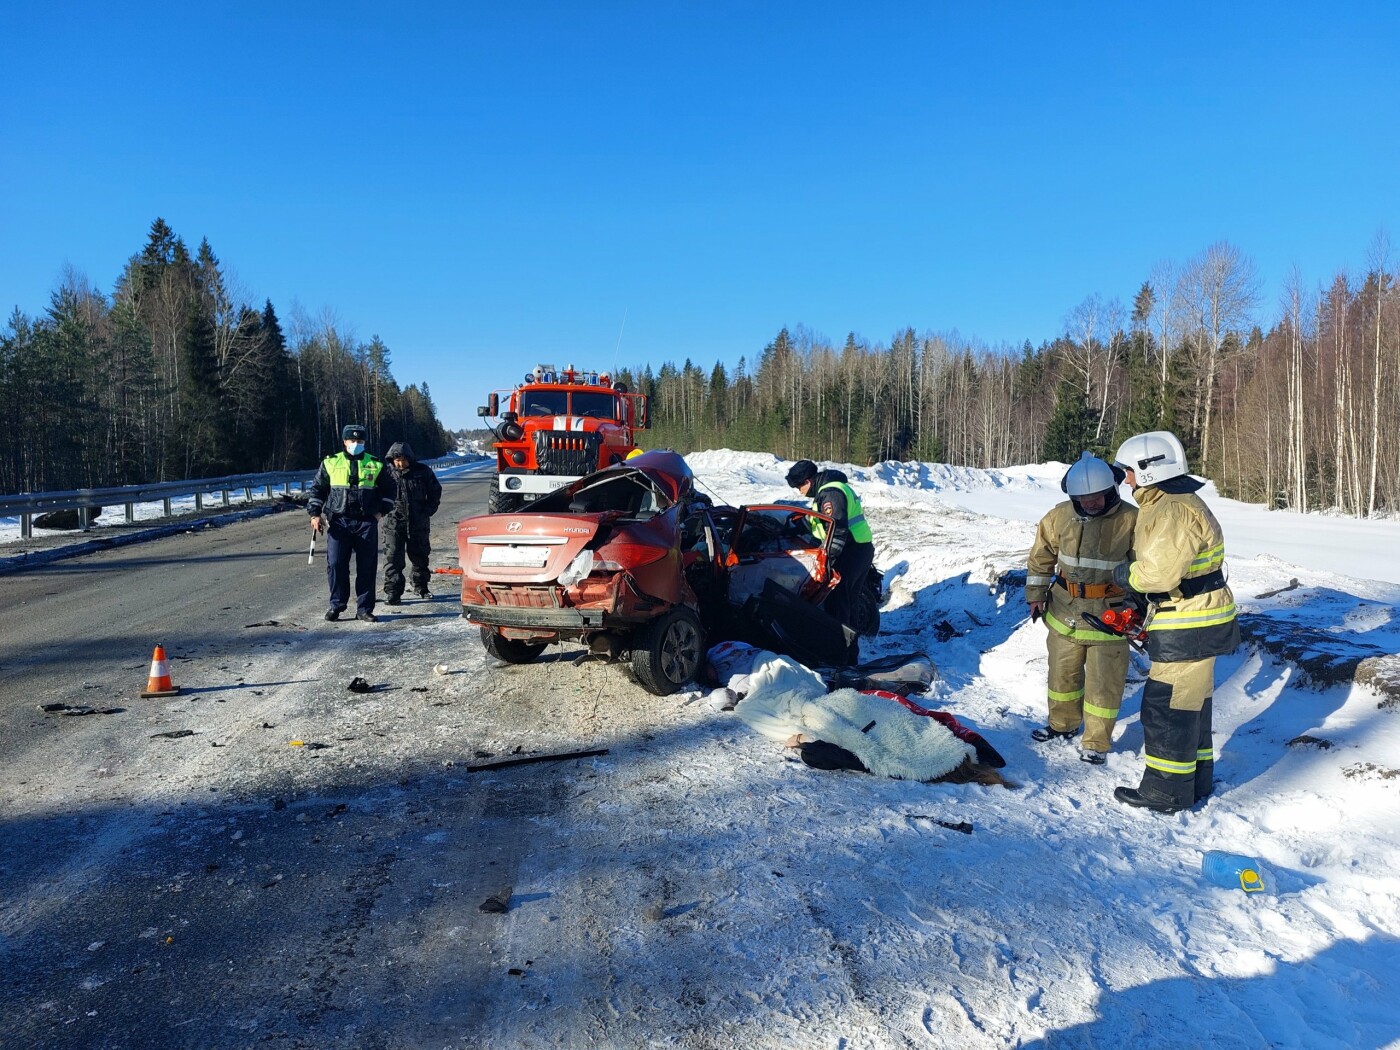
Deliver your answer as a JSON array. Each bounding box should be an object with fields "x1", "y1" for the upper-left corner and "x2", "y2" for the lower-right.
[
  {"x1": 737, "y1": 508, "x2": 820, "y2": 553},
  {"x1": 533, "y1": 469, "x2": 668, "y2": 519}
]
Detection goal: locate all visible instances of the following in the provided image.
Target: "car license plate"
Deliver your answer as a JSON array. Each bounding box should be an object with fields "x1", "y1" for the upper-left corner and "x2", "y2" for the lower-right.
[{"x1": 480, "y1": 545, "x2": 551, "y2": 568}]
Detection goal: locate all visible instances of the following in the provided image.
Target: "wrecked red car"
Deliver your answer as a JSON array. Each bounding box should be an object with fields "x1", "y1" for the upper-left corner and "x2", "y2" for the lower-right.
[{"x1": 458, "y1": 450, "x2": 875, "y2": 694}]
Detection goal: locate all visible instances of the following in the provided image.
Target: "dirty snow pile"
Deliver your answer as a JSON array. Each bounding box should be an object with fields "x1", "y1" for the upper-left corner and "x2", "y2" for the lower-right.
[{"x1": 499, "y1": 447, "x2": 1399, "y2": 1049}]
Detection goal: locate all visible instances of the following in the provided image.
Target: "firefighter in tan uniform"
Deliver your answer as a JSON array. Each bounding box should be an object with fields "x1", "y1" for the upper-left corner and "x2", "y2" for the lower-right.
[
  {"x1": 1026, "y1": 453, "x2": 1137, "y2": 764},
  {"x1": 1110, "y1": 431, "x2": 1240, "y2": 814}
]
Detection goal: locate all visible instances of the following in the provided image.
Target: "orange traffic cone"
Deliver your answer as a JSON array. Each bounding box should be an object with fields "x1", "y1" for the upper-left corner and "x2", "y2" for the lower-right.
[{"x1": 140, "y1": 645, "x2": 181, "y2": 697}]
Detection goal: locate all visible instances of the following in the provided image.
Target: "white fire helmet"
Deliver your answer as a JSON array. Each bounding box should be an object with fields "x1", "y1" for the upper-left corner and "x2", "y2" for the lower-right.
[
  {"x1": 1113, "y1": 431, "x2": 1188, "y2": 487},
  {"x1": 1062, "y1": 452, "x2": 1118, "y2": 496}
]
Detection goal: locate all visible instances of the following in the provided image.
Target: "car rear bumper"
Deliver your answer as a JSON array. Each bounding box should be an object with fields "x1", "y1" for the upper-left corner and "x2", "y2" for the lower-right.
[{"x1": 463, "y1": 603, "x2": 606, "y2": 630}]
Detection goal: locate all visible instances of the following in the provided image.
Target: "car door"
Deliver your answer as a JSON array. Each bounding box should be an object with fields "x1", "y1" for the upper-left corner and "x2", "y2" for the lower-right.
[{"x1": 719, "y1": 504, "x2": 836, "y2": 608}]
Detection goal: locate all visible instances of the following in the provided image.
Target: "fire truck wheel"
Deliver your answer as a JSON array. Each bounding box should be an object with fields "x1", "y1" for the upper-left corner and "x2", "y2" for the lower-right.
[
  {"x1": 487, "y1": 487, "x2": 524, "y2": 514},
  {"x1": 480, "y1": 628, "x2": 546, "y2": 664},
  {"x1": 631, "y1": 607, "x2": 705, "y2": 696}
]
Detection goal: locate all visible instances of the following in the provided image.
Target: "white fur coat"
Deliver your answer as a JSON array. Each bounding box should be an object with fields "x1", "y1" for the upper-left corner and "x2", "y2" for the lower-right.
[{"x1": 734, "y1": 653, "x2": 974, "y2": 781}]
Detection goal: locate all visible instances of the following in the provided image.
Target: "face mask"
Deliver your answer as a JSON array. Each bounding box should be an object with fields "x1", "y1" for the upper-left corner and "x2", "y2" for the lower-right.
[{"x1": 347, "y1": 442, "x2": 365, "y2": 456}]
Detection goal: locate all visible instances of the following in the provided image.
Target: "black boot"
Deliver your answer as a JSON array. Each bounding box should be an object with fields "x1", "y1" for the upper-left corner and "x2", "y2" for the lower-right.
[
  {"x1": 1113, "y1": 786, "x2": 1186, "y2": 814},
  {"x1": 1031, "y1": 725, "x2": 1080, "y2": 743}
]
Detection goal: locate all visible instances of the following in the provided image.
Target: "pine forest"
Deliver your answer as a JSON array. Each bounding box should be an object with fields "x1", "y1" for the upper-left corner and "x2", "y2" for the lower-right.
[
  {"x1": 6, "y1": 225, "x2": 1398, "y2": 520},
  {"x1": 628, "y1": 238, "x2": 1399, "y2": 518},
  {"x1": 0, "y1": 218, "x2": 451, "y2": 494}
]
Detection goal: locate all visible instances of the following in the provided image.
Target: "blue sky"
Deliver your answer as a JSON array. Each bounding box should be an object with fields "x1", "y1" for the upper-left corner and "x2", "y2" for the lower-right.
[{"x1": 2, "y1": 3, "x2": 1397, "y2": 429}]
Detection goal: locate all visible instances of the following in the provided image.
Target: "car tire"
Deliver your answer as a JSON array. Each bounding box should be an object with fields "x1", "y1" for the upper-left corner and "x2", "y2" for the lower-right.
[
  {"x1": 487, "y1": 486, "x2": 524, "y2": 514},
  {"x1": 855, "y1": 569, "x2": 883, "y2": 637},
  {"x1": 630, "y1": 607, "x2": 705, "y2": 696},
  {"x1": 480, "y1": 627, "x2": 545, "y2": 664}
]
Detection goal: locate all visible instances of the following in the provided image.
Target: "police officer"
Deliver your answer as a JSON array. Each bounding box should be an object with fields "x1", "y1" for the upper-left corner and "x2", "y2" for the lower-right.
[
  {"x1": 381, "y1": 441, "x2": 442, "y2": 605},
  {"x1": 1111, "y1": 431, "x2": 1240, "y2": 813},
  {"x1": 1026, "y1": 452, "x2": 1137, "y2": 765},
  {"x1": 785, "y1": 459, "x2": 875, "y2": 663},
  {"x1": 308, "y1": 424, "x2": 396, "y2": 622}
]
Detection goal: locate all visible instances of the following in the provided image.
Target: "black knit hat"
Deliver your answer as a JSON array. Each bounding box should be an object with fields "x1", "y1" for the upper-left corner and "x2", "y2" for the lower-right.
[{"x1": 785, "y1": 460, "x2": 818, "y2": 488}]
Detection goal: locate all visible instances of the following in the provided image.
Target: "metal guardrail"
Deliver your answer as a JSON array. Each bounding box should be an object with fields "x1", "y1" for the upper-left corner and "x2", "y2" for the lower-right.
[
  {"x1": 0, "y1": 455, "x2": 488, "y2": 539},
  {"x1": 0, "y1": 471, "x2": 315, "y2": 538}
]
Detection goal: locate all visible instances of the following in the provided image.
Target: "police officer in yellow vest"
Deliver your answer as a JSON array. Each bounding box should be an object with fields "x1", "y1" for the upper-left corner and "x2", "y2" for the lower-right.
[
  {"x1": 308, "y1": 424, "x2": 396, "y2": 623},
  {"x1": 1026, "y1": 452, "x2": 1137, "y2": 764},
  {"x1": 785, "y1": 460, "x2": 874, "y2": 663},
  {"x1": 1110, "y1": 431, "x2": 1240, "y2": 813}
]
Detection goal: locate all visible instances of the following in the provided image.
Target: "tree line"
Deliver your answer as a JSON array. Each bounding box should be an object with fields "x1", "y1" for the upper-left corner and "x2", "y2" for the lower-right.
[
  {"x1": 628, "y1": 237, "x2": 1399, "y2": 517},
  {"x1": 0, "y1": 218, "x2": 451, "y2": 494}
]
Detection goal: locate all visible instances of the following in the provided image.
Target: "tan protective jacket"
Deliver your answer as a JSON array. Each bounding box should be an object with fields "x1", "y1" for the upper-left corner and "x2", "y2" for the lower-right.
[
  {"x1": 1027, "y1": 500, "x2": 1137, "y2": 644},
  {"x1": 1127, "y1": 486, "x2": 1239, "y2": 662}
]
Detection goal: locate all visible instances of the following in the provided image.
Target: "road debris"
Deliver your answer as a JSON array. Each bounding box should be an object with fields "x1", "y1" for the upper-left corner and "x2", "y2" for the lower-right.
[{"x1": 466, "y1": 748, "x2": 609, "y2": 772}]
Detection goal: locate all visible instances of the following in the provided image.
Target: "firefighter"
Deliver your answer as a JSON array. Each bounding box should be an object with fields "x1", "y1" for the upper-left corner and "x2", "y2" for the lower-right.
[
  {"x1": 381, "y1": 441, "x2": 443, "y2": 605},
  {"x1": 785, "y1": 459, "x2": 874, "y2": 663},
  {"x1": 1026, "y1": 452, "x2": 1138, "y2": 765},
  {"x1": 308, "y1": 424, "x2": 396, "y2": 623},
  {"x1": 1110, "y1": 431, "x2": 1240, "y2": 813}
]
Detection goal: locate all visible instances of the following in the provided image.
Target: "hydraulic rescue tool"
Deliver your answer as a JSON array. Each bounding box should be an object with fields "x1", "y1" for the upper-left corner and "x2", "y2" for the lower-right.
[{"x1": 1080, "y1": 605, "x2": 1149, "y2": 652}]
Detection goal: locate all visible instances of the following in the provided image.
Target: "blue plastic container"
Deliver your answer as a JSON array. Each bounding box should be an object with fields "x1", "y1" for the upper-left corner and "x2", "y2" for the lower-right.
[{"x1": 1202, "y1": 850, "x2": 1265, "y2": 893}]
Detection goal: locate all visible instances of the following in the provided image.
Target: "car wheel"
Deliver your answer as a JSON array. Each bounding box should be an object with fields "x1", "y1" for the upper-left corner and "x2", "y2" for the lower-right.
[
  {"x1": 855, "y1": 569, "x2": 883, "y2": 637},
  {"x1": 487, "y1": 487, "x2": 524, "y2": 514},
  {"x1": 481, "y1": 627, "x2": 545, "y2": 664},
  {"x1": 630, "y1": 607, "x2": 705, "y2": 696}
]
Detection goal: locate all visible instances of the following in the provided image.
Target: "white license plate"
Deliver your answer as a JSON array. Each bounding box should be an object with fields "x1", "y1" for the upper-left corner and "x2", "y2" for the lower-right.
[{"x1": 480, "y1": 545, "x2": 551, "y2": 568}]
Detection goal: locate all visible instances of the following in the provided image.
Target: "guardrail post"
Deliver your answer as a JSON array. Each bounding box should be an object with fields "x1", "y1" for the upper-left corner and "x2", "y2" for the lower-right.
[
  {"x1": 125, "y1": 503, "x2": 135, "y2": 524},
  {"x1": 195, "y1": 492, "x2": 203, "y2": 511},
  {"x1": 164, "y1": 497, "x2": 172, "y2": 517},
  {"x1": 79, "y1": 507, "x2": 90, "y2": 532},
  {"x1": 21, "y1": 513, "x2": 32, "y2": 539},
  {"x1": 221, "y1": 489, "x2": 230, "y2": 507}
]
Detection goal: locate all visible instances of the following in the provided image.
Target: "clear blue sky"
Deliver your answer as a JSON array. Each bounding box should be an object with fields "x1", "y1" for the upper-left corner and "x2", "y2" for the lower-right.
[{"x1": 3, "y1": 3, "x2": 1397, "y2": 430}]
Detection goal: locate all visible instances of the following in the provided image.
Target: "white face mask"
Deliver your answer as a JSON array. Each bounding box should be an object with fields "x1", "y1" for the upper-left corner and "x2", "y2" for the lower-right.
[{"x1": 347, "y1": 442, "x2": 365, "y2": 456}]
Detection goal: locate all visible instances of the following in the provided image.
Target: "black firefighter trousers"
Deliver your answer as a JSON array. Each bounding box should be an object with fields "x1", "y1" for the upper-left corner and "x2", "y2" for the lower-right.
[{"x1": 1137, "y1": 657, "x2": 1216, "y2": 809}]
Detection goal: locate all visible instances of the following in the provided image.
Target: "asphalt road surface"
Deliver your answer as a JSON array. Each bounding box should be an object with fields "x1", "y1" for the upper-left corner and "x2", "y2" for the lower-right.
[{"x1": 0, "y1": 465, "x2": 680, "y2": 1048}]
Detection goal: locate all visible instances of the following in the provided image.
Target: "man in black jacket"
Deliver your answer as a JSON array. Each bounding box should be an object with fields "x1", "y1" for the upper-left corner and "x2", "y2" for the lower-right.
[
  {"x1": 308, "y1": 424, "x2": 397, "y2": 622},
  {"x1": 786, "y1": 459, "x2": 876, "y2": 662},
  {"x1": 381, "y1": 441, "x2": 443, "y2": 605}
]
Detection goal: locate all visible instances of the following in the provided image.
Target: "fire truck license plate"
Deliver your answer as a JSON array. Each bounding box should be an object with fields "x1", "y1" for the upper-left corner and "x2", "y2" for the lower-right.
[{"x1": 480, "y1": 545, "x2": 551, "y2": 568}]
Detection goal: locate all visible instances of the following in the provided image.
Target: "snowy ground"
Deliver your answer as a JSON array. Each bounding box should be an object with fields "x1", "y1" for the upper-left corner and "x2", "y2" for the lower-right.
[
  {"x1": 522, "y1": 448, "x2": 1400, "y2": 1049},
  {"x1": 5, "y1": 449, "x2": 1399, "y2": 1048}
]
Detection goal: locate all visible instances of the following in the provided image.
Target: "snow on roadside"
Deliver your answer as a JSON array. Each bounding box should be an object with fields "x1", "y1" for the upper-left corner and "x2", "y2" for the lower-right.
[{"x1": 540, "y1": 447, "x2": 1400, "y2": 1048}]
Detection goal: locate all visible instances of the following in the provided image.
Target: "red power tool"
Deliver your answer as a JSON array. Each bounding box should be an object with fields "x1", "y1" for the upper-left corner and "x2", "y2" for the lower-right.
[{"x1": 1082, "y1": 606, "x2": 1148, "y2": 651}]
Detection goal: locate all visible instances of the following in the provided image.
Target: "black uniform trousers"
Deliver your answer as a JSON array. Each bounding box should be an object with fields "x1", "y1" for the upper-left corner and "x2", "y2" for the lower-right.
[
  {"x1": 382, "y1": 513, "x2": 431, "y2": 599},
  {"x1": 824, "y1": 540, "x2": 874, "y2": 663},
  {"x1": 326, "y1": 516, "x2": 379, "y2": 615}
]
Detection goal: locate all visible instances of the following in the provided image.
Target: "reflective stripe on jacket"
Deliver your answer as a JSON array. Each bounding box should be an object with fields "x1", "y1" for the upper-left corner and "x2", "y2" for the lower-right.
[
  {"x1": 1027, "y1": 499, "x2": 1137, "y2": 645},
  {"x1": 308, "y1": 452, "x2": 394, "y2": 521},
  {"x1": 1127, "y1": 485, "x2": 1240, "y2": 662},
  {"x1": 810, "y1": 481, "x2": 873, "y2": 544}
]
